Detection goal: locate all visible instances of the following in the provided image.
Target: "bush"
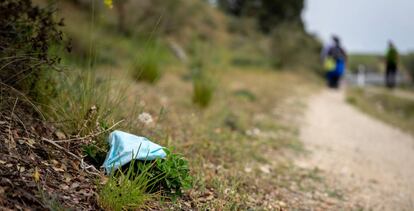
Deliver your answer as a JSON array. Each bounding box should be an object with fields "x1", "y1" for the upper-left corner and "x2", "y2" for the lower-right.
[
  {"x1": 0, "y1": 0, "x2": 64, "y2": 96},
  {"x1": 193, "y1": 76, "x2": 214, "y2": 108},
  {"x1": 132, "y1": 53, "x2": 162, "y2": 83},
  {"x1": 151, "y1": 149, "x2": 192, "y2": 196}
]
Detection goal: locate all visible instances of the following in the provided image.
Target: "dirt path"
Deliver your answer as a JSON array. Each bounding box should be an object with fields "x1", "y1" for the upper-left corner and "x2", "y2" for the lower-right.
[{"x1": 296, "y1": 90, "x2": 414, "y2": 210}]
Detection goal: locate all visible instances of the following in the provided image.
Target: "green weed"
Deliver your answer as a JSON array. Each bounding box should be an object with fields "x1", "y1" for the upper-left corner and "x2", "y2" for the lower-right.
[
  {"x1": 153, "y1": 149, "x2": 192, "y2": 196},
  {"x1": 193, "y1": 77, "x2": 214, "y2": 108},
  {"x1": 128, "y1": 149, "x2": 193, "y2": 197},
  {"x1": 233, "y1": 89, "x2": 256, "y2": 102},
  {"x1": 132, "y1": 52, "x2": 162, "y2": 83},
  {"x1": 99, "y1": 160, "x2": 158, "y2": 211}
]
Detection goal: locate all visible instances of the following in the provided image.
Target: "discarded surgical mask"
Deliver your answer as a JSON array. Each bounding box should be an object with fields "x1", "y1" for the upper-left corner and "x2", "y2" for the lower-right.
[{"x1": 102, "y1": 130, "x2": 166, "y2": 173}]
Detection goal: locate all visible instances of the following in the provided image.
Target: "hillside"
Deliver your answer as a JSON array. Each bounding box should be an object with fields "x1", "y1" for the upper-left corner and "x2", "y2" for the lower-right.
[{"x1": 0, "y1": 0, "x2": 353, "y2": 210}]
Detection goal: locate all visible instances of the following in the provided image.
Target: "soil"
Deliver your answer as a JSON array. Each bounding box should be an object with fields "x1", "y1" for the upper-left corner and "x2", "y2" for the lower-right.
[
  {"x1": 0, "y1": 98, "x2": 100, "y2": 210},
  {"x1": 297, "y1": 89, "x2": 414, "y2": 210}
]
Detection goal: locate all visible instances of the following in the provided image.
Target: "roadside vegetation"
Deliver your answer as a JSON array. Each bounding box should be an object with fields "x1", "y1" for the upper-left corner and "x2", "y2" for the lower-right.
[
  {"x1": 0, "y1": 0, "x2": 355, "y2": 210},
  {"x1": 348, "y1": 54, "x2": 383, "y2": 73},
  {"x1": 347, "y1": 87, "x2": 414, "y2": 135}
]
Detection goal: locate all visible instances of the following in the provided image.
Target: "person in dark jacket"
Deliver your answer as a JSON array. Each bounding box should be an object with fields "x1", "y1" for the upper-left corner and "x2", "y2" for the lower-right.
[
  {"x1": 325, "y1": 36, "x2": 347, "y2": 88},
  {"x1": 385, "y1": 41, "x2": 399, "y2": 89}
]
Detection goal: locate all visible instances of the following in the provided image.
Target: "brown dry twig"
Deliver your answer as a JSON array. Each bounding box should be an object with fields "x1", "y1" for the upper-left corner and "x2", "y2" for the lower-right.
[
  {"x1": 41, "y1": 137, "x2": 101, "y2": 176},
  {"x1": 54, "y1": 119, "x2": 124, "y2": 143},
  {"x1": 41, "y1": 120, "x2": 124, "y2": 176}
]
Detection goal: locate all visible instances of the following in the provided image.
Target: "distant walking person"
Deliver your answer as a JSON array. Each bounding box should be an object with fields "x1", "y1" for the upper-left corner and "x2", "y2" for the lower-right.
[
  {"x1": 322, "y1": 36, "x2": 347, "y2": 88},
  {"x1": 385, "y1": 41, "x2": 399, "y2": 89}
]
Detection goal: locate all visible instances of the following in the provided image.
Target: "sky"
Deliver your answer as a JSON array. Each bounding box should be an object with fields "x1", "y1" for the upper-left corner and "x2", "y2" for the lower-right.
[{"x1": 303, "y1": 0, "x2": 414, "y2": 54}]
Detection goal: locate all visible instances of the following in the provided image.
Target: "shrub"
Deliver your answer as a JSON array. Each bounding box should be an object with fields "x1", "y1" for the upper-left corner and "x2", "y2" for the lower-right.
[
  {"x1": 132, "y1": 53, "x2": 162, "y2": 83},
  {"x1": 152, "y1": 149, "x2": 192, "y2": 196},
  {"x1": 193, "y1": 76, "x2": 214, "y2": 108},
  {"x1": 0, "y1": 0, "x2": 64, "y2": 96}
]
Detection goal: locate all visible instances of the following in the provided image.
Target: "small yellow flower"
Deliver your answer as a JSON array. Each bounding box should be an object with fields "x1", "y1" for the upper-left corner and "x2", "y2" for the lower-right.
[{"x1": 104, "y1": 0, "x2": 113, "y2": 9}]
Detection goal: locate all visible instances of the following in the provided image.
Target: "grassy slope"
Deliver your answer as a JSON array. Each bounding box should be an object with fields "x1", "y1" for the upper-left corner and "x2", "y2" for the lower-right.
[
  {"x1": 102, "y1": 64, "x2": 355, "y2": 209},
  {"x1": 50, "y1": 1, "x2": 358, "y2": 209},
  {"x1": 347, "y1": 87, "x2": 414, "y2": 136}
]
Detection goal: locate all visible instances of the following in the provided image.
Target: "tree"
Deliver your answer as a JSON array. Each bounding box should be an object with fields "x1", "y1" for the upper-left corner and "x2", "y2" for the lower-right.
[{"x1": 218, "y1": 0, "x2": 304, "y2": 33}]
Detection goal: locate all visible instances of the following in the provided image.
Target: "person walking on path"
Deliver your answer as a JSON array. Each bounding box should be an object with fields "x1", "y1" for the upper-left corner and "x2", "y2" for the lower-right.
[
  {"x1": 385, "y1": 41, "x2": 399, "y2": 89},
  {"x1": 322, "y1": 36, "x2": 347, "y2": 89}
]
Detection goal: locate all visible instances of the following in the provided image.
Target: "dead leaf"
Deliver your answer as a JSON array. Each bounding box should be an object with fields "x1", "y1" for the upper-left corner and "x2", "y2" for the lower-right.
[
  {"x1": 70, "y1": 161, "x2": 79, "y2": 171},
  {"x1": 183, "y1": 201, "x2": 191, "y2": 207},
  {"x1": 25, "y1": 138, "x2": 36, "y2": 148},
  {"x1": 60, "y1": 163, "x2": 67, "y2": 171},
  {"x1": 64, "y1": 173, "x2": 72, "y2": 183},
  {"x1": 55, "y1": 131, "x2": 66, "y2": 140},
  {"x1": 60, "y1": 184, "x2": 69, "y2": 190},
  {"x1": 12, "y1": 130, "x2": 19, "y2": 139},
  {"x1": 99, "y1": 176, "x2": 108, "y2": 185},
  {"x1": 52, "y1": 166, "x2": 65, "y2": 172},
  {"x1": 33, "y1": 167, "x2": 40, "y2": 183},
  {"x1": 0, "y1": 160, "x2": 6, "y2": 165},
  {"x1": 17, "y1": 165, "x2": 25, "y2": 173},
  {"x1": 70, "y1": 182, "x2": 80, "y2": 189},
  {"x1": 17, "y1": 138, "x2": 36, "y2": 148}
]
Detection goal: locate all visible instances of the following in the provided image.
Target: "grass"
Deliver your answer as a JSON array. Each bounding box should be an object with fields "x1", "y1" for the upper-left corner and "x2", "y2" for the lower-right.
[
  {"x1": 192, "y1": 77, "x2": 214, "y2": 107},
  {"x1": 132, "y1": 52, "x2": 162, "y2": 83},
  {"x1": 99, "y1": 160, "x2": 158, "y2": 211},
  {"x1": 347, "y1": 87, "x2": 414, "y2": 135},
  {"x1": 44, "y1": 69, "x2": 123, "y2": 137}
]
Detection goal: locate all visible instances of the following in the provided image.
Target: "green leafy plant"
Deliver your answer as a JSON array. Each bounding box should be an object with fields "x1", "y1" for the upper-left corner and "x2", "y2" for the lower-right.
[
  {"x1": 193, "y1": 76, "x2": 214, "y2": 108},
  {"x1": 152, "y1": 149, "x2": 192, "y2": 196},
  {"x1": 99, "y1": 160, "x2": 158, "y2": 211},
  {"x1": 127, "y1": 149, "x2": 192, "y2": 196}
]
